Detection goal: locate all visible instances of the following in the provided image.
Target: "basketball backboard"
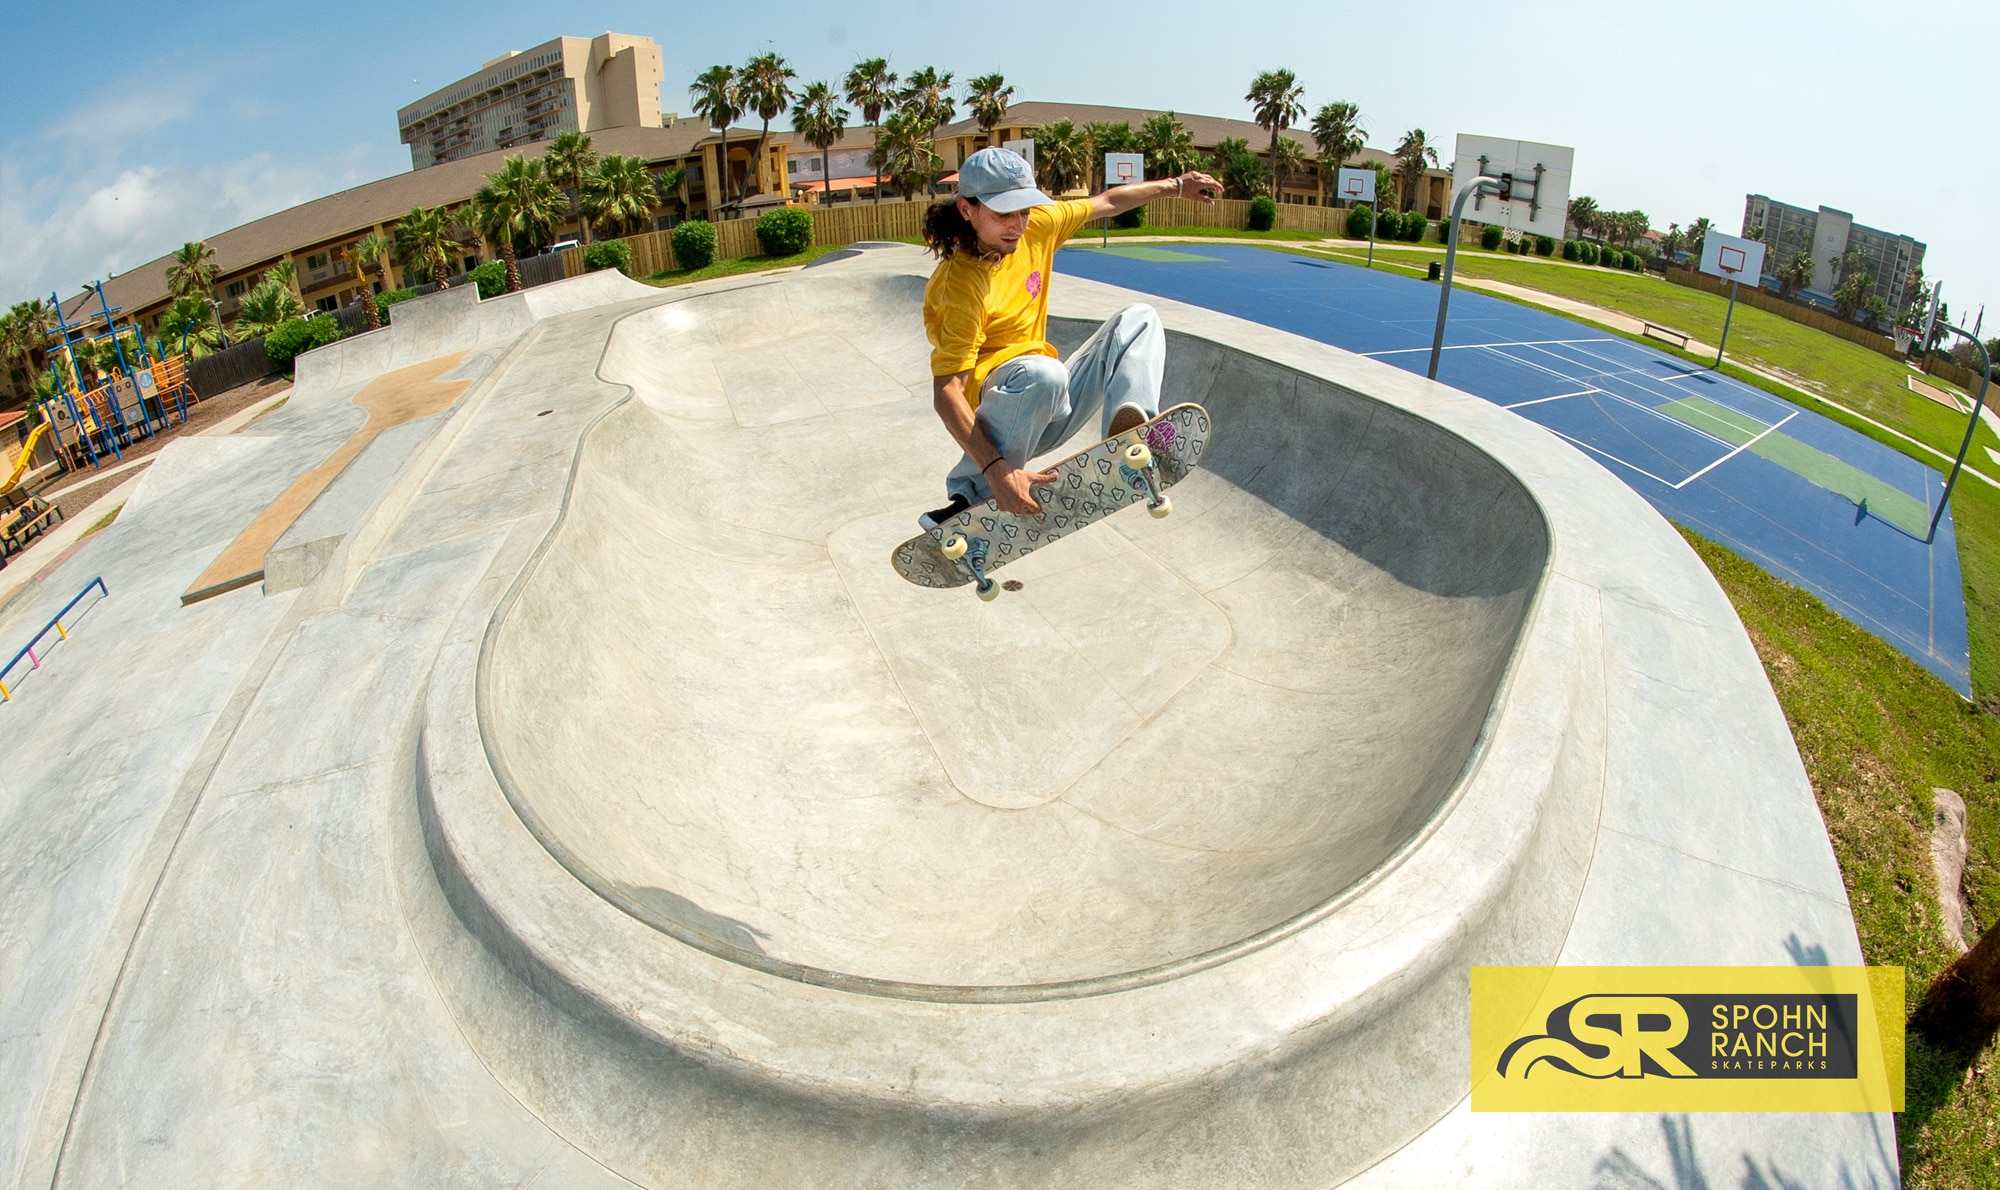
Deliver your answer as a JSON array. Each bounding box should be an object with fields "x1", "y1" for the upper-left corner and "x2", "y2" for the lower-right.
[
  {"x1": 1002, "y1": 139, "x2": 1035, "y2": 169},
  {"x1": 1699, "y1": 231, "x2": 1766, "y2": 284},
  {"x1": 1451, "y1": 135, "x2": 1573, "y2": 238},
  {"x1": 1336, "y1": 167, "x2": 1375, "y2": 203},
  {"x1": 1105, "y1": 152, "x2": 1144, "y2": 186}
]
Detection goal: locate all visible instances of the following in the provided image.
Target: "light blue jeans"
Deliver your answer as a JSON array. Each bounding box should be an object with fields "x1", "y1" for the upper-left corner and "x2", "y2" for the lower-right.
[{"x1": 945, "y1": 303, "x2": 1165, "y2": 504}]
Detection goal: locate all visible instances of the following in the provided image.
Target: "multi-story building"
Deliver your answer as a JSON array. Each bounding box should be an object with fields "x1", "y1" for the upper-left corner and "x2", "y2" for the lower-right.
[
  {"x1": 397, "y1": 33, "x2": 682, "y2": 170},
  {"x1": 1741, "y1": 195, "x2": 1925, "y2": 314}
]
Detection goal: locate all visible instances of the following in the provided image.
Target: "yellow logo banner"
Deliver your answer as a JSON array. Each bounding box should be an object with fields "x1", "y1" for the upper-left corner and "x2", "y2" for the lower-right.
[{"x1": 1471, "y1": 967, "x2": 1903, "y2": 1112}]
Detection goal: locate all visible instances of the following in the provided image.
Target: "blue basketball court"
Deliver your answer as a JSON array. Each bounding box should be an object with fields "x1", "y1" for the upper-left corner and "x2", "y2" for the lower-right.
[{"x1": 1058, "y1": 243, "x2": 1970, "y2": 695}]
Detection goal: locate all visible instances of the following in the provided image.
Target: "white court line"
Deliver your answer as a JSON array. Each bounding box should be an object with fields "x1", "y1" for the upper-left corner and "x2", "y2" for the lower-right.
[
  {"x1": 1672, "y1": 411, "x2": 1800, "y2": 490},
  {"x1": 1504, "y1": 390, "x2": 1598, "y2": 410},
  {"x1": 1537, "y1": 428, "x2": 1690, "y2": 489},
  {"x1": 1361, "y1": 337, "x2": 1612, "y2": 357}
]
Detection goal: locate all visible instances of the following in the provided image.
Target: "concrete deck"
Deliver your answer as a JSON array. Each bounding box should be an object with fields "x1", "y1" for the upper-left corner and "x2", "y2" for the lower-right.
[{"x1": 0, "y1": 247, "x2": 1894, "y2": 1187}]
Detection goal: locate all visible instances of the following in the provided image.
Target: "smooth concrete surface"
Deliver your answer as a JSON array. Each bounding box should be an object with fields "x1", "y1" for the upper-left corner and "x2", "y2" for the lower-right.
[{"x1": 0, "y1": 247, "x2": 1892, "y2": 1187}]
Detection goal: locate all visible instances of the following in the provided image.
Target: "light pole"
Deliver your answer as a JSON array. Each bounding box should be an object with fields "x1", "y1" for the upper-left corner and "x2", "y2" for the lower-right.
[
  {"x1": 1427, "y1": 177, "x2": 1502, "y2": 380},
  {"x1": 1925, "y1": 322, "x2": 1993, "y2": 544}
]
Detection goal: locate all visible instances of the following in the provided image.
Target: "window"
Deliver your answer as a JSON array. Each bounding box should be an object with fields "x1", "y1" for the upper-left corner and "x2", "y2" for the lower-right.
[
  {"x1": 225, "y1": 280, "x2": 247, "y2": 298},
  {"x1": 316, "y1": 296, "x2": 339, "y2": 313},
  {"x1": 464, "y1": 255, "x2": 478, "y2": 273},
  {"x1": 305, "y1": 252, "x2": 330, "y2": 270}
]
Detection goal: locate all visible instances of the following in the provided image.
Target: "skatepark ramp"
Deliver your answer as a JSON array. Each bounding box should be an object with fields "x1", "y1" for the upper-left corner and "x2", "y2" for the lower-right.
[{"x1": 420, "y1": 251, "x2": 1608, "y2": 1182}]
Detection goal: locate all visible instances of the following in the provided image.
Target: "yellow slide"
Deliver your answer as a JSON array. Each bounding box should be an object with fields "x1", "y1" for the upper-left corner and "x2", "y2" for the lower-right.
[{"x1": 2, "y1": 423, "x2": 51, "y2": 495}]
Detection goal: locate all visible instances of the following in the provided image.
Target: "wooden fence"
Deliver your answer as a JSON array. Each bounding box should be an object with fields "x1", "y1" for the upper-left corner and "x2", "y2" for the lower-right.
[{"x1": 562, "y1": 198, "x2": 933, "y2": 276}]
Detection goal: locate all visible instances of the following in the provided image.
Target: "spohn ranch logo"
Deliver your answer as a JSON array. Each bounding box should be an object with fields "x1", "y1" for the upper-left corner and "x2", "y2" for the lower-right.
[{"x1": 1471, "y1": 967, "x2": 1903, "y2": 1112}]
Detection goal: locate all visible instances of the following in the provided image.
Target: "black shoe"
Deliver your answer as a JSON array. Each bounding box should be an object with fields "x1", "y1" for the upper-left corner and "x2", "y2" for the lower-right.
[{"x1": 919, "y1": 493, "x2": 972, "y2": 532}]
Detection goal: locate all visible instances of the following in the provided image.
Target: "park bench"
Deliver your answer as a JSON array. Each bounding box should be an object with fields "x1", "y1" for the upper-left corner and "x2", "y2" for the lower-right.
[
  {"x1": 1, "y1": 495, "x2": 63, "y2": 557},
  {"x1": 1641, "y1": 320, "x2": 1692, "y2": 349}
]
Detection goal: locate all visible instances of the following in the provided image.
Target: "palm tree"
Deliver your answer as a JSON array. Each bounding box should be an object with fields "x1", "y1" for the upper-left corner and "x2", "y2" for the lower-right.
[
  {"x1": 542, "y1": 131, "x2": 599, "y2": 244},
  {"x1": 653, "y1": 166, "x2": 690, "y2": 220},
  {"x1": 1778, "y1": 249, "x2": 1814, "y2": 298},
  {"x1": 2, "y1": 300, "x2": 53, "y2": 383},
  {"x1": 898, "y1": 66, "x2": 956, "y2": 131},
  {"x1": 875, "y1": 107, "x2": 936, "y2": 200},
  {"x1": 165, "y1": 241, "x2": 220, "y2": 301},
  {"x1": 580, "y1": 155, "x2": 659, "y2": 238},
  {"x1": 1271, "y1": 136, "x2": 1308, "y2": 198},
  {"x1": 1246, "y1": 69, "x2": 1306, "y2": 193},
  {"x1": 1568, "y1": 196, "x2": 1600, "y2": 242},
  {"x1": 161, "y1": 295, "x2": 224, "y2": 356},
  {"x1": 1138, "y1": 112, "x2": 1202, "y2": 181},
  {"x1": 232, "y1": 279, "x2": 304, "y2": 339},
  {"x1": 1392, "y1": 130, "x2": 1438, "y2": 214},
  {"x1": 790, "y1": 81, "x2": 849, "y2": 203},
  {"x1": 1033, "y1": 118, "x2": 1088, "y2": 195},
  {"x1": 689, "y1": 65, "x2": 743, "y2": 210},
  {"x1": 342, "y1": 233, "x2": 388, "y2": 330},
  {"x1": 394, "y1": 204, "x2": 457, "y2": 289},
  {"x1": 474, "y1": 155, "x2": 564, "y2": 292},
  {"x1": 1309, "y1": 102, "x2": 1364, "y2": 206},
  {"x1": 263, "y1": 260, "x2": 301, "y2": 304},
  {"x1": 1212, "y1": 136, "x2": 1268, "y2": 199},
  {"x1": 966, "y1": 73, "x2": 1012, "y2": 141},
  {"x1": 739, "y1": 52, "x2": 798, "y2": 201},
  {"x1": 843, "y1": 58, "x2": 898, "y2": 203}
]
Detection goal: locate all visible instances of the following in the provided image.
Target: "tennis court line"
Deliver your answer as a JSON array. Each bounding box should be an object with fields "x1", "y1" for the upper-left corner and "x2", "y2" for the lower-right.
[
  {"x1": 1673, "y1": 411, "x2": 1800, "y2": 490},
  {"x1": 1361, "y1": 337, "x2": 1613, "y2": 358},
  {"x1": 1504, "y1": 390, "x2": 1599, "y2": 410}
]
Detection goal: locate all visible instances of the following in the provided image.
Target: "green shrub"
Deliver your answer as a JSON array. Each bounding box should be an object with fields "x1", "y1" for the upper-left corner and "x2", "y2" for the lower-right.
[
  {"x1": 377, "y1": 288, "x2": 417, "y2": 309},
  {"x1": 1535, "y1": 235, "x2": 1556, "y2": 257},
  {"x1": 469, "y1": 260, "x2": 508, "y2": 298},
  {"x1": 1346, "y1": 205, "x2": 1374, "y2": 238},
  {"x1": 264, "y1": 315, "x2": 344, "y2": 371},
  {"x1": 672, "y1": 220, "x2": 718, "y2": 270},
  {"x1": 1112, "y1": 205, "x2": 1146, "y2": 229},
  {"x1": 1247, "y1": 196, "x2": 1277, "y2": 231},
  {"x1": 1479, "y1": 224, "x2": 1503, "y2": 250},
  {"x1": 1561, "y1": 240, "x2": 1580, "y2": 261},
  {"x1": 1581, "y1": 242, "x2": 1599, "y2": 265},
  {"x1": 1399, "y1": 214, "x2": 1426, "y2": 242},
  {"x1": 583, "y1": 239, "x2": 633, "y2": 274},
  {"x1": 1622, "y1": 251, "x2": 1640, "y2": 270},
  {"x1": 754, "y1": 208, "x2": 814, "y2": 256},
  {"x1": 1436, "y1": 218, "x2": 1454, "y2": 243}
]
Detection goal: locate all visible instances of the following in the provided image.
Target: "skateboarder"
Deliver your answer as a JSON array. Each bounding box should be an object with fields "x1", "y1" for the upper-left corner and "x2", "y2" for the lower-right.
[{"x1": 917, "y1": 146, "x2": 1220, "y2": 529}]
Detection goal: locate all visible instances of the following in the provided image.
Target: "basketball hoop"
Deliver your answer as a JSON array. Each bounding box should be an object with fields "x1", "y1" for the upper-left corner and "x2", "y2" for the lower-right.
[{"x1": 1717, "y1": 245, "x2": 1747, "y2": 277}]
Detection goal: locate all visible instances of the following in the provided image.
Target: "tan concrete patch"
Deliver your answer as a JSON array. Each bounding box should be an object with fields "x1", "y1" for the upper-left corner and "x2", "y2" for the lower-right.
[{"x1": 181, "y1": 353, "x2": 470, "y2": 604}]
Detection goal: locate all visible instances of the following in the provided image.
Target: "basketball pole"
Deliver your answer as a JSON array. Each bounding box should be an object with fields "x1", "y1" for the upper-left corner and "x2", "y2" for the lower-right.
[
  {"x1": 1924, "y1": 324, "x2": 1991, "y2": 544},
  {"x1": 1712, "y1": 279, "x2": 1739, "y2": 370},
  {"x1": 1367, "y1": 199, "x2": 1377, "y2": 268},
  {"x1": 1428, "y1": 178, "x2": 1501, "y2": 380}
]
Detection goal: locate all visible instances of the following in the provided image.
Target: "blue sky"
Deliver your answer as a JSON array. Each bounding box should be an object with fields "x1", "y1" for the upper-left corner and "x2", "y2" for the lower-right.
[{"x1": 2, "y1": 0, "x2": 1994, "y2": 337}]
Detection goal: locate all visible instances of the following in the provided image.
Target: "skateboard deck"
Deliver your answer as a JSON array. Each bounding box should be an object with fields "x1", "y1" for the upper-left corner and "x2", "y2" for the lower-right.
[{"x1": 892, "y1": 402, "x2": 1211, "y2": 598}]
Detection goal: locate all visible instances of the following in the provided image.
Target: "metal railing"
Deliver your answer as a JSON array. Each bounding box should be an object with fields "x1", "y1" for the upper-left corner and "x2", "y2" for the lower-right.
[{"x1": 0, "y1": 576, "x2": 108, "y2": 702}]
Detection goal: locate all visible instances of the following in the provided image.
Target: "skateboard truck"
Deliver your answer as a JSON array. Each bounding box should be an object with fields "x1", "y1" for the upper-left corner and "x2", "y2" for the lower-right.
[
  {"x1": 938, "y1": 534, "x2": 1001, "y2": 601},
  {"x1": 1121, "y1": 440, "x2": 1173, "y2": 518}
]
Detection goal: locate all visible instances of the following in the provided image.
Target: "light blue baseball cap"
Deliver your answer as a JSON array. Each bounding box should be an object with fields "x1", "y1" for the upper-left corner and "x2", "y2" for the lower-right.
[{"x1": 956, "y1": 147, "x2": 1054, "y2": 213}]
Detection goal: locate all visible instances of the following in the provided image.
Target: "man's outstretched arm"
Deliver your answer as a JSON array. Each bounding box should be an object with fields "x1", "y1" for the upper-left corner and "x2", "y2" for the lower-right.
[
  {"x1": 933, "y1": 371, "x2": 1057, "y2": 517},
  {"x1": 1086, "y1": 170, "x2": 1223, "y2": 221}
]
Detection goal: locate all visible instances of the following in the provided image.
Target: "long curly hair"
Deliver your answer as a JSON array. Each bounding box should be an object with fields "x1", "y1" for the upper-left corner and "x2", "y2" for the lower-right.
[{"x1": 922, "y1": 198, "x2": 982, "y2": 260}]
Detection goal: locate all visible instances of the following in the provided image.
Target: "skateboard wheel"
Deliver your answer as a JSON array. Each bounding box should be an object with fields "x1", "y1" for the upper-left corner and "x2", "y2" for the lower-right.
[
  {"x1": 1123, "y1": 441, "x2": 1153, "y2": 469},
  {"x1": 940, "y1": 535, "x2": 968, "y2": 560},
  {"x1": 1149, "y1": 495, "x2": 1173, "y2": 518},
  {"x1": 976, "y1": 579, "x2": 1001, "y2": 601}
]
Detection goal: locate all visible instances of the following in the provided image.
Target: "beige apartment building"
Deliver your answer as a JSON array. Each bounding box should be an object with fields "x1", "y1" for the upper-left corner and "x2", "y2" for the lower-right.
[{"x1": 397, "y1": 33, "x2": 684, "y2": 170}]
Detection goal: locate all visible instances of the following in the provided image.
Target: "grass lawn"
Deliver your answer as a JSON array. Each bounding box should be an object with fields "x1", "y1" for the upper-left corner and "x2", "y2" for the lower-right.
[
  {"x1": 1685, "y1": 528, "x2": 1998, "y2": 1187},
  {"x1": 641, "y1": 243, "x2": 849, "y2": 287}
]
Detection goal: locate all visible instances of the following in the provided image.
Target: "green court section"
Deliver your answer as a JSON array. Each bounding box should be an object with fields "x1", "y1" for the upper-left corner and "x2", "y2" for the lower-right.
[
  {"x1": 1066, "y1": 245, "x2": 1221, "y2": 263},
  {"x1": 1660, "y1": 395, "x2": 1930, "y2": 536}
]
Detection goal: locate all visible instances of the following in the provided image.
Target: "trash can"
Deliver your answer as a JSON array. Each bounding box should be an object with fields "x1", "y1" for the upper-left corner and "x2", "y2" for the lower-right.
[{"x1": 1427, "y1": 261, "x2": 1443, "y2": 281}]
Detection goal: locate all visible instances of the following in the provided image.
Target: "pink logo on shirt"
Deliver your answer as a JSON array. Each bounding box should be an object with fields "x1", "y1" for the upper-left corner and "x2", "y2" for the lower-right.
[{"x1": 1025, "y1": 270, "x2": 1043, "y2": 298}]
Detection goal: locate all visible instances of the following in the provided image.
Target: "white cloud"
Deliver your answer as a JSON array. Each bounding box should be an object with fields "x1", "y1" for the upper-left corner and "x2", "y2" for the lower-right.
[{"x1": 0, "y1": 154, "x2": 330, "y2": 304}]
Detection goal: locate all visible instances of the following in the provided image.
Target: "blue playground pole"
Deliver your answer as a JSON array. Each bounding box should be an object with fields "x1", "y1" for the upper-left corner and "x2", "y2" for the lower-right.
[
  {"x1": 94, "y1": 281, "x2": 154, "y2": 438},
  {"x1": 48, "y1": 293, "x2": 121, "y2": 464}
]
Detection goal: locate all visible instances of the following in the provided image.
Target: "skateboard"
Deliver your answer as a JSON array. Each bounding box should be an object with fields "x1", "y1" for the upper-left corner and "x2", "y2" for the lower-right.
[{"x1": 892, "y1": 402, "x2": 1212, "y2": 599}]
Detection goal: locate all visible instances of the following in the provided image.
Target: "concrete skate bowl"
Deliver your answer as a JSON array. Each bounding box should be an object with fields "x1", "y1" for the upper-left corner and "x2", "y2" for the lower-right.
[
  {"x1": 430, "y1": 258, "x2": 1607, "y2": 1178},
  {"x1": 481, "y1": 267, "x2": 1550, "y2": 998}
]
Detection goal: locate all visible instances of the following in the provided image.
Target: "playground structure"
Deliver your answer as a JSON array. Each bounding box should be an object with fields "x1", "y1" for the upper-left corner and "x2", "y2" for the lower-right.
[
  {"x1": 0, "y1": 250, "x2": 1895, "y2": 1187},
  {"x1": 31, "y1": 281, "x2": 201, "y2": 475}
]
